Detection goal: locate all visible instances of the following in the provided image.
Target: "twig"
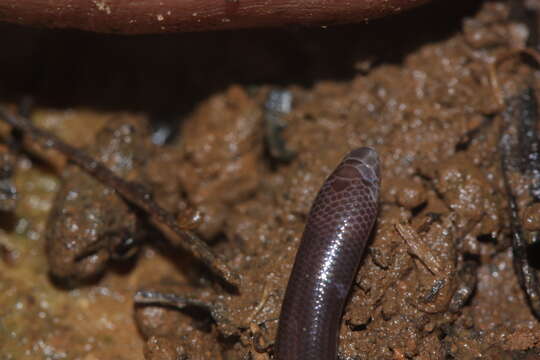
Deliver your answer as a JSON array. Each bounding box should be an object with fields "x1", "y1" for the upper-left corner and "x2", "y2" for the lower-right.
[
  {"x1": 500, "y1": 131, "x2": 540, "y2": 318},
  {"x1": 134, "y1": 288, "x2": 235, "y2": 334},
  {"x1": 0, "y1": 107, "x2": 241, "y2": 288}
]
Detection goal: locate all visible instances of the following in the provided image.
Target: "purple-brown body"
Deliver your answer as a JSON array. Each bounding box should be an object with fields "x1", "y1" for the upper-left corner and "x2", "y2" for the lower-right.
[
  {"x1": 276, "y1": 147, "x2": 380, "y2": 360},
  {"x1": 0, "y1": 0, "x2": 430, "y2": 34}
]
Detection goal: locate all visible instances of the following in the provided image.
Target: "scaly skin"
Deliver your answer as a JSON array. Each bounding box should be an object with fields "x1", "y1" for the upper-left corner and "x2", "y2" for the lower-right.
[{"x1": 276, "y1": 147, "x2": 380, "y2": 360}]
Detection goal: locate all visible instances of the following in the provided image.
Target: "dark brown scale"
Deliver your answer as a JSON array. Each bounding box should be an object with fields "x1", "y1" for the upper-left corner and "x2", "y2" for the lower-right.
[{"x1": 276, "y1": 147, "x2": 380, "y2": 360}]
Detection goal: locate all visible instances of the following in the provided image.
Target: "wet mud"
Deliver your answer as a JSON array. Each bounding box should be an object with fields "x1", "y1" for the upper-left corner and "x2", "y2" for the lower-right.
[{"x1": 2, "y1": 1, "x2": 540, "y2": 359}]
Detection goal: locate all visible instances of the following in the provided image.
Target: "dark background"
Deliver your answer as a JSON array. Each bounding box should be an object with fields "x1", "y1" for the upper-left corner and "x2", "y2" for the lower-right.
[{"x1": 0, "y1": 1, "x2": 482, "y2": 122}]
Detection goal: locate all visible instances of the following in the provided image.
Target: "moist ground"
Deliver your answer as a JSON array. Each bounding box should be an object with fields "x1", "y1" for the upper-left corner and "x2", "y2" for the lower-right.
[{"x1": 1, "y1": 1, "x2": 540, "y2": 359}]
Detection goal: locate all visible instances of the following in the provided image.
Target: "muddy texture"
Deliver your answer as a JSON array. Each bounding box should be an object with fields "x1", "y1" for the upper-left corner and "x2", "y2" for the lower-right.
[
  {"x1": 46, "y1": 115, "x2": 152, "y2": 282},
  {"x1": 1, "y1": 1, "x2": 540, "y2": 359},
  {"x1": 176, "y1": 86, "x2": 265, "y2": 241}
]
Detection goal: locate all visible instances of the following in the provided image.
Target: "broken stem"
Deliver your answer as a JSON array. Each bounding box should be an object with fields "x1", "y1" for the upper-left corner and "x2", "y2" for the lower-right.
[
  {"x1": 0, "y1": 107, "x2": 241, "y2": 288},
  {"x1": 500, "y1": 132, "x2": 540, "y2": 318}
]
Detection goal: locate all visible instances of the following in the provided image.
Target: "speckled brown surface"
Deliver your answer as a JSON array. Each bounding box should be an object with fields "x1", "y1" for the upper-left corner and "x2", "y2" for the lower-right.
[
  {"x1": 0, "y1": 0, "x2": 430, "y2": 34},
  {"x1": 1, "y1": 1, "x2": 540, "y2": 359}
]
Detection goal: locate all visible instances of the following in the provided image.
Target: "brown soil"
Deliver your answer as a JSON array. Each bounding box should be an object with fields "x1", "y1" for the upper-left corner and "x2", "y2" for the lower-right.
[{"x1": 1, "y1": 1, "x2": 540, "y2": 359}]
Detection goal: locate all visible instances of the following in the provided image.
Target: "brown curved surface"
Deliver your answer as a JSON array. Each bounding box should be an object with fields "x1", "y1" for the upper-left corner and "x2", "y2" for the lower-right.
[{"x1": 0, "y1": 0, "x2": 430, "y2": 34}]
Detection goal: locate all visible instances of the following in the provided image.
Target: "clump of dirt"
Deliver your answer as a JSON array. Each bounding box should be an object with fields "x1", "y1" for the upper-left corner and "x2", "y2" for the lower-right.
[{"x1": 1, "y1": 1, "x2": 540, "y2": 359}]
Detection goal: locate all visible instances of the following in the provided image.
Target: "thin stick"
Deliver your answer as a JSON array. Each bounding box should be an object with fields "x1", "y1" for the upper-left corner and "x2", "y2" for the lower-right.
[
  {"x1": 500, "y1": 132, "x2": 540, "y2": 318},
  {"x1": 0, "y1": 108, "x2": 240, "y2": 288}
]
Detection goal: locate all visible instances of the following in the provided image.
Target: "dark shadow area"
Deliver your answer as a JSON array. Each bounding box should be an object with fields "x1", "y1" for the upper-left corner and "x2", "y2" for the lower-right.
[
  {"x1": 528, "y1": 240, "x2": 540, "y2": 269},
  {"x1": 0, "y1": 0, "x2": 482, "y2": 120},
  {"x1": 477, "y1": 233, "x2": 497, "y2": 244},
  {"x1": 0, "y1": 210, "x2": 17, "y2": 232}
]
